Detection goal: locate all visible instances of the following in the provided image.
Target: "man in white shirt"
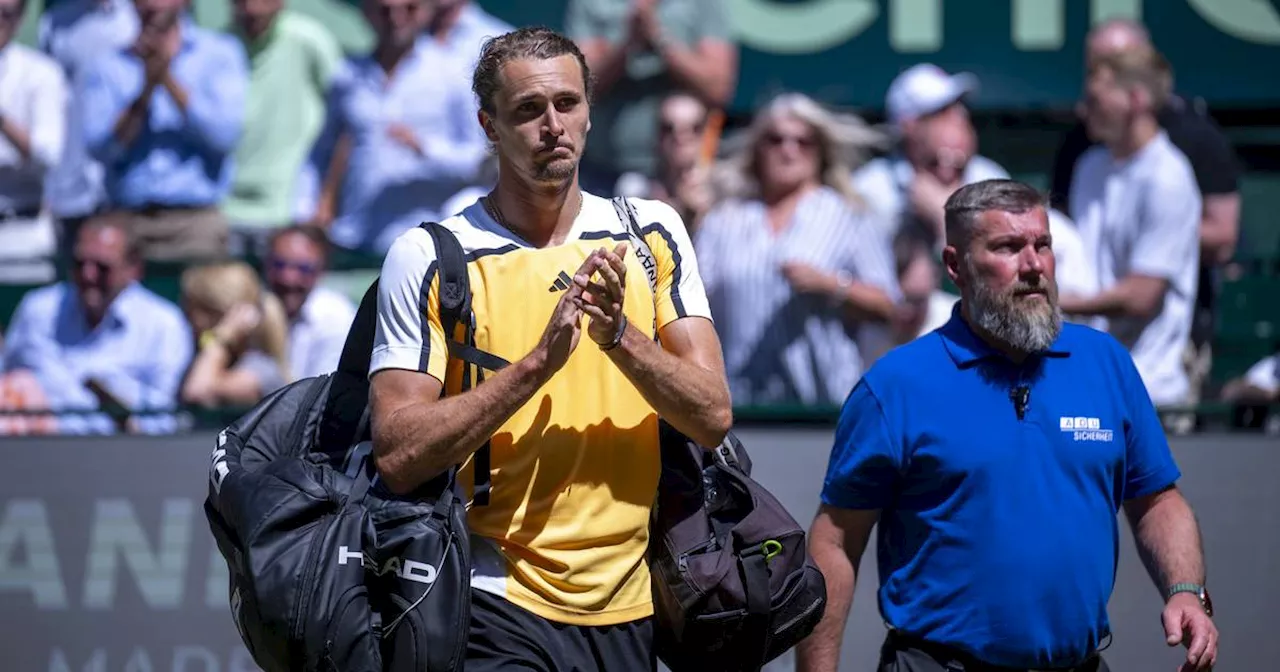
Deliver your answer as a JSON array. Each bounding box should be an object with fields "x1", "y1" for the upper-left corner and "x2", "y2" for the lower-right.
[
  {"x1": 1061, "y1": 47, "x2": 1201, "y2": 408},
  {"x1": 263, "y1": 225, "x2": 356, "y2": 379},
  {"x1": 853, "y1": 64, "x2": 1009, "y2": 247},
  {"x1": 3, "y1": 214, "x2": 192, "y2": 434},
  {"x1": 0, "y1": 0, "x2": 68, "y2": 283},
  {"x1": 1222, "y1": 352, "x2": 1279, "y2": 405}
]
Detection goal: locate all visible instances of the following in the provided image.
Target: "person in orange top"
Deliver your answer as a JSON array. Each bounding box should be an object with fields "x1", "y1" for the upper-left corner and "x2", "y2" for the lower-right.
[{"x1": 366, "y1": 25, "x2": 732, "y2": 672}]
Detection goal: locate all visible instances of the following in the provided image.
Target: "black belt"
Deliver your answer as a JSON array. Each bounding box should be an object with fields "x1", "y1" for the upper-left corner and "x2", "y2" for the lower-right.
[
  {"x1": 132, "y1": 203, "x2": 213, "y2": 215},
  {"x1": 0, "y1": 206, "x2": 42, "y2": 222},
  {"x1": 885, "y1": 630, "x2": 1104, "y2": 672}
]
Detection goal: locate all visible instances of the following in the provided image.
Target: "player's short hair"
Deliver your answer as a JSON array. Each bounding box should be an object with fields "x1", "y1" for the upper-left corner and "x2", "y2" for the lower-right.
[
  {"x1": 1088, "y1": 46, "x2": 1173, "y2": 110},
  {"x1": 944, "y1": 179, "x2": 1047, "y2": 250},
  {"x1": 472, "y1": 26, "x2": 594, "y2": 115}
]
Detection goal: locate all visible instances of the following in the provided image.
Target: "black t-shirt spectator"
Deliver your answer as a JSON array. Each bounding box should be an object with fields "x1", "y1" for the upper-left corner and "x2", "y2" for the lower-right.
[{"x1": 1050, "y1": 95, "x2": 1241, "y2": 215}]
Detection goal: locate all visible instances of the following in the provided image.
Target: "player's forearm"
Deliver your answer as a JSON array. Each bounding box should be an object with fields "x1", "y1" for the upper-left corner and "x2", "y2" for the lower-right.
[
  {"x1": 604, "y1": 323, "x2": 731, "y2": 448},
  {"x1": 372, "y1": 353, "x2": 552, "y2": 494},
  {"x1": 796, "y1": 538, "x2": 857, "y2": 672},
  {"x1": 1126, "y1": 488, "x2": 1206, "y2": 595},
  {"x1": 0, "y1": 117, "x2": 33, "y2": 160}
]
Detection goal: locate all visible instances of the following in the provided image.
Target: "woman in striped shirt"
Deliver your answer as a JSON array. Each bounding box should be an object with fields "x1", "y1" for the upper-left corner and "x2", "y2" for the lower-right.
[{"x1": 694, "y1": 93, "x2": 900, "y2": 408}]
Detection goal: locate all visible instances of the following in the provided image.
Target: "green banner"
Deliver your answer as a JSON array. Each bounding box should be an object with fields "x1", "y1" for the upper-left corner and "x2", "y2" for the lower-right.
[{"x1": 489, "y1": 0, "x2": 1280, "y2": 112}]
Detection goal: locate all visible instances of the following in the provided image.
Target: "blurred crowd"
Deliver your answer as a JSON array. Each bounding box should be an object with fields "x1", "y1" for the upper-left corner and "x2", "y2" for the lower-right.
[{"x1": 0, "y1": 0, "x2": 1275, "y2": 435}]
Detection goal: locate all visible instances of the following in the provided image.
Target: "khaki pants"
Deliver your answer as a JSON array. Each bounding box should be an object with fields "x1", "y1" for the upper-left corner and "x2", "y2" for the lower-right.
[{"x1": 126, "y1": 206, "x2": 230, "y2": 262}]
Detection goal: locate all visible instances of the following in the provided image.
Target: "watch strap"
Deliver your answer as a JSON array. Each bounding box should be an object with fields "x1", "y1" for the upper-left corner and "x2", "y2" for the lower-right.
[{"x1": 1167, "y1": 582, "x2": 1204, "y2": 599}]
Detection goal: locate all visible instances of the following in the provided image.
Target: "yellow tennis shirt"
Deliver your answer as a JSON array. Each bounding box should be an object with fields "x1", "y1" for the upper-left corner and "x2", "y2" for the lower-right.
[{"x1": 369, "y1": 193, "x2": 713, "y2": 626}]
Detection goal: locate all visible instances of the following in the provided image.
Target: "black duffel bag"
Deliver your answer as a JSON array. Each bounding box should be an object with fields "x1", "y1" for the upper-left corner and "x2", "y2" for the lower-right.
[
  {"x1": 207, "y1": 400, "x2": 470, "y2": 672},
  {"x1": 648, "y1": 424, "x2": 828, "y2": 672},
  {"x1": 204, "y1": 221, "x2": 484, "y2": 672}
]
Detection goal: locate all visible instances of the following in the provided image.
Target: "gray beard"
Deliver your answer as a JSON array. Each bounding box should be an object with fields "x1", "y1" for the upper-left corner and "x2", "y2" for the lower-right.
[{"x1": 966, "y1": 274, "x2": 1063, "y2": 354}]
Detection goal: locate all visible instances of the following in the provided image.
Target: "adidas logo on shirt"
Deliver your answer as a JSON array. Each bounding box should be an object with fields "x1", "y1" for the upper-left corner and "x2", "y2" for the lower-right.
[{"x1": 547, "y1": 270, "x2": 573, "y2": 292}]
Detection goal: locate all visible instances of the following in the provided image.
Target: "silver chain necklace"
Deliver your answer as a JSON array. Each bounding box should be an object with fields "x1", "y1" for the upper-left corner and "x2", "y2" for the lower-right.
[{"x1": 482, "y1": 192, "x2": 584, "y2": 236}]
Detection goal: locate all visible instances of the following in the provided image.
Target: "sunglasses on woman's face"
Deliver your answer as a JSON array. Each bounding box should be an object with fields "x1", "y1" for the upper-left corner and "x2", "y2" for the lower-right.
[
  {"x1": 763, "y1": 132, "x2": 816, "y2": 150},
  {"x1": 660, "y1": 120, "x2": 706, "y2": 137}
]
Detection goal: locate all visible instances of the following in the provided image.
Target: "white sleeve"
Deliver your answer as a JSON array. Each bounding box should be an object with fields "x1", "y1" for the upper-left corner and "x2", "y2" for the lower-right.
[
  {"x1": 30, "y1": 58, "x2": 68, "y2": 171},
  {"x1": 967, "y1": 155, "x2": 1011, "y2": 182},
  {"x1": 1047, "y1": 208, "x2": 1098, "y2": 297},
  {"x1": 369, "y1": 229, "x2": 448, "y2": 382},
  {"x1": 1132, "y1": 162, "x2": 1202, "y2": 284},
  {"x1": 1244, "y1": 355, "x2": 1280, "y2": 395}
]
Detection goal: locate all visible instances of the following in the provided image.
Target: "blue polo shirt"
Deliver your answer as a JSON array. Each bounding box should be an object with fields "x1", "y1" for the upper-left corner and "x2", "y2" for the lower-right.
[{"x1": 821, "y1": 306, "x2": 1181, "y2": 668}]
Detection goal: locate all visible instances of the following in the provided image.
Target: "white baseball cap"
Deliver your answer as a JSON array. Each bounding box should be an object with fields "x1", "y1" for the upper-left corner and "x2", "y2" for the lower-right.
[{"x1": 885, "y1": 64, "x2": 979, "y2": 126}]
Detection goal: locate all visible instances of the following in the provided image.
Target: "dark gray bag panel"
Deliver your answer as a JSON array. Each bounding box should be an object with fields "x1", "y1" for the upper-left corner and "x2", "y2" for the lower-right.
[{"x1": 649, "y1": 426, "x2": 827, "y2": 672}]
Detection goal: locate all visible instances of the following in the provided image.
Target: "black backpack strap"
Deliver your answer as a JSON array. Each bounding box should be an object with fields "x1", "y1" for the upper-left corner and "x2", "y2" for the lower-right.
[
  {"x1": 337, "y1": 279, "x2": 381, "y2": 378},
  {"x1": 419, "y1": 221, "x2": 509, "y2": 507}
]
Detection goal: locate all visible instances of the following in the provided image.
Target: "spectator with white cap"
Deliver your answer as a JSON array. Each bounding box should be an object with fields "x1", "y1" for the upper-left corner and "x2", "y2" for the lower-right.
[{"x1": 852, "y1": 64, "x2": 1010, "y2": 249}]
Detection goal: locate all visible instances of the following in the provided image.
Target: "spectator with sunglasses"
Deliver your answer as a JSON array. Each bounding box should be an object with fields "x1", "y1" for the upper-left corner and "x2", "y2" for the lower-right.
[
  {"x1": 615, "y1": 90, "x2": 714, "y2": 236},
  {"x1": 264, "y1": 225, "x2": 356, "y2": 380},
  {"x1": 853, "y1": 64, "x2": 1010, "y2": 251},
  {"x1": 1, "y1": 213, "x2": 192, "y2": 434},
  {"x1": 695, "y1": 92, "x2": 897, "y2": 407}
]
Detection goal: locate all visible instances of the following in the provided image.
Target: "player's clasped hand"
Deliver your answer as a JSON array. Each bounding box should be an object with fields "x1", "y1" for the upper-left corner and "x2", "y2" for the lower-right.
[
  {"x1": 536, "y1": 249, "x2": 604, "y2": 372},
  {"x1": 575, "y1": 243, "x2": 629, "y2": 346},
  {"x1": 1163, "y1": 593, "x2": 1217, "y2": 671}
]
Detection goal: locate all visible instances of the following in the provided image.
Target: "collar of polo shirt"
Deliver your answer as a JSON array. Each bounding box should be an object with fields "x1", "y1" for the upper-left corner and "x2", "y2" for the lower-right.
[{"x1": 937, "y1": 302, "x2": 1071, "y2": 368}]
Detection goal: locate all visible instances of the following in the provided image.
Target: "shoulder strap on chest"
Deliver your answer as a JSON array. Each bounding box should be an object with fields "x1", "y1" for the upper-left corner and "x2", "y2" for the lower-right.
[
  {"x1": 419, "y1": 221, "x2": 510, "y2": 374},
  {"x1": 418, "y1": 220, "x2": 507, "y2": 506},
  {"x1": 612, "y1": 196, "x2": 658, "y2": 296}
]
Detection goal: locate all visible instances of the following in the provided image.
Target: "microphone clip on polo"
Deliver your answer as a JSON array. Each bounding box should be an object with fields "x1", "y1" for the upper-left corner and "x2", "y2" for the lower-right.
[{"x1": 1010, "y1": 386, "x2": 1031, "y2": 420}]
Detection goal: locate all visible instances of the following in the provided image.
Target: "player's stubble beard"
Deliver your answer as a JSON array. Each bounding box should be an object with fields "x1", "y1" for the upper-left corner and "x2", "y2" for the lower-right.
[
  {"x1": 965, "y1": 258, "x2": 1063, "y2": 354},
  {"x1": 532, "y1": 145, "x2": 580, "y2": 183}
]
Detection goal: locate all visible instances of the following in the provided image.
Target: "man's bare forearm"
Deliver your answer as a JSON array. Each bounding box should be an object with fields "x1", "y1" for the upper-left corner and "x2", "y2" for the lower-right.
[
  {"x1": 1062, "y1": 275, "x2": 1166, "y2": 320},
  {"x1": 657, "y1": 41, "x2": 734, "y2": 106},
  {"x1": 0, "y1": 118, "x2": 33, "y2": 160},
  {"x1": 373, "y1": 353, "x2": 552, "y2": 493},
  {"x1": 580, "y1": 40, "x2": 631, "y2": 98},
  {"x1": 112, "y1": 81, "x2": 158, "y2": 149},
  {"x1": 796, "y1": 539, "x2": 857, "y2": 672},
  {"x1": 1126, "y1": 489, "x2": 1206, "y2": 596},
  {"x1": 840, "y1": 283, "x2": 894, "y2": 324},
  {"x1": 604, "y1": 322, "x2": 730, "y2": 448},
  {"x1": 161, "y1": 72, "x2": 190, "y2": 114}
]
